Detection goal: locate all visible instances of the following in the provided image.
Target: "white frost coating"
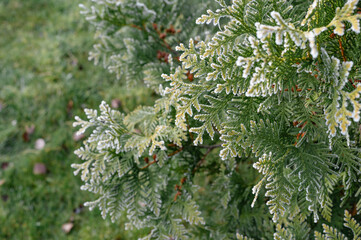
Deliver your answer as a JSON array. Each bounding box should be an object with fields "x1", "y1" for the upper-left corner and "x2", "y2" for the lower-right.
[
  {"x1": 352, "y1": 19, "x2": 361, "y2": 33},
  {"x1": 275, "y1": 31, "x2": 283, "y2": 45},
  {"x1": 270, "y1": 11, "x2": 283, "y2": 26},
  {"x1": 256, "y1": 11, "x2": 322, "y2": 58},
  {"x1": 236, "y1": 57, "x2": 254, "y2": 78},
  {"x1": 256, "y1": 22, "x2": 278, "y2": 41},
  {"x1": 304, "y1": 31, "x2": 318, "y2": 58},
  {"x1": 251, "y1": 153, "x2": 272, "y2": 208},
  {"x1": 339, "y1": 61, "x2": 354, "y2": 90},
  {"x1": 236, "y1": 36, "x2": 260, "y2": 79},
  {"x1": 262, "y1": 43, "x2": 272, "y2": 56},
  {"x1": 266, "y1": 12, "x2": 296, "y2": 45},
  {"x1": 248, "y1": 35, "x2": 257, "y2": 48},
  {"x1": 313, "y1": 27, "x2": 327, "y2": 36}
]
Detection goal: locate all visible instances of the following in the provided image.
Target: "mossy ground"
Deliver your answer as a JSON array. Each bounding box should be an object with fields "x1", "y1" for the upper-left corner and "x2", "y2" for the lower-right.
[{"x1": 0, "y1": 0, "x2": 152, "y2": 239}]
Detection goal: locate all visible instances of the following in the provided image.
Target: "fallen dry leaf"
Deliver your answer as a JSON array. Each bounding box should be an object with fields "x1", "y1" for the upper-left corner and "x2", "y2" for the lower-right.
[
  {"x1": 62, "y1": 222, "x2": 74, "y2": 234},
  {"x1": 23, "y1": 125, "x2": 35, "y2": 141},
  {"x1": 35, "y1": 138, "x2": 45, "y2": 150},
  {"x1": 2, "y1": 195, "x2": 8, "y2": 202},
  {"x1": 67, "y1": 100, "x2": 74, "y2": 111},
  {"x1": 1, "y1": 162, "x2": 9, "y2": 170},
  {"x1": 111, "y1": 99, "x2": 122, "y2": 109},
  {"x1": 0, "y1": 179, "x2": 5, "y2": 186},
  {"x1": 22, "y1": 132, "x2": 30, "y2": 142},
  {"x1": 33, "y1": 163, "x2": 47, "y2": 175},
  {"x1": 73, "y1": 204, "x2": 84, "y2": 214},
  {"x1": 26, "y1": 125, "x2": 35, "y2": 135},
  {"x1": 67, "y1": 100, "x2": 74, "y2": 117}
]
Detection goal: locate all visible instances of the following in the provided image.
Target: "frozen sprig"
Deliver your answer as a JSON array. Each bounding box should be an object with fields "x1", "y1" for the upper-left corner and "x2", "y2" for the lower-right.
[{"x1": 256, "y1": 0, "x2": 361, "y2": 58}]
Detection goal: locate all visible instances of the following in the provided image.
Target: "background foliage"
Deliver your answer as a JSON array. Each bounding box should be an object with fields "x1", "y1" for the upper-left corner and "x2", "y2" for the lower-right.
[{"x1": 0, "y1": 0, "x2": 151, "y2": 239}]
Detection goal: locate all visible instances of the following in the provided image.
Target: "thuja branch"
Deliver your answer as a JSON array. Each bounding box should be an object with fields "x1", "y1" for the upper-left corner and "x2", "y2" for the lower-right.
[
  {"x1": 192, "y1": 144, "x2": 221, "y2": 174},
  {"x1": 140, "y1": 159, "x2": 157, "y2": 170},
  {"x1": 74, "y1": 0, "x2": 361, "y2": 238},
  {"x1": 168, "y1": 147, "x2": 184, "y2": 157},
  {"x1": 197, "y1": 144, "x2": 222, "y2": 149}
]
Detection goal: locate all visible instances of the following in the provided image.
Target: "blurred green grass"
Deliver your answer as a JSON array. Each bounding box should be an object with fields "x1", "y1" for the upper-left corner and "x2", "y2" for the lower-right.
[{"x1": 0, "y1": 0, "x2": 152, "y2": 239}]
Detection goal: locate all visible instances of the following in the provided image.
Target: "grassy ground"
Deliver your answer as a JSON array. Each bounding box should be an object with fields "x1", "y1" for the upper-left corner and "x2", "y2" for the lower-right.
[{"x1": 0, "y1": 0, "x2": 152, "y2": 239}]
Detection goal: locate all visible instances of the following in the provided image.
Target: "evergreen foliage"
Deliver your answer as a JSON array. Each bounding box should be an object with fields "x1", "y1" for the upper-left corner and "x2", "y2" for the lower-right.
[{"x1": 73, "y1": 0, "x2": 361, "y2": 238}]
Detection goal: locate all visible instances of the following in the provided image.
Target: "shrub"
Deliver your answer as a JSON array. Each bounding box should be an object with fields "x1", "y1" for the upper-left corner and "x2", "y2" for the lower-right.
[{"x1": 73, "y1": 0, "x2": 361, "y2": 238}]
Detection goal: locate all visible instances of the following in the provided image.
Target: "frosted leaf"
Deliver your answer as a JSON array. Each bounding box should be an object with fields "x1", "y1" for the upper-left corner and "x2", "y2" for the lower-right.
[
  {"x1": 313, "y1": 27, "x2": 327, "y2": 36},
  {"x1": 304, "y1": 31, "x2": 318, "y2": 58},
  {"x1": 181, "y1": 199, "x2": 205, "y2": 225},
  {"x1": 255, "y1": 0, "x2": 361, "y2": 60},
  {"x1": 301, "y1": 0, "x2": 324, "y2": 26},
  {"x1": 256, "y1": 22, "x2": 279, "y2": 42},
  {"x1": 339, "y1": 61, "x2": 354, "y2": 89},
  {"x1": 236, "y1": 56, "x2": 254, "y2": 78},
  {"x1": 256, "y1": 11, "x2": 323, "y2": 58},
  {"x1": 327, "y1": 0, "x2": 361, "y2": 36},
  {"x1": 324, "y1": 57, "x2": 358, "y2": 143},
  {"x1": 236, "y1": 233, "x2": 254, "y2": 240},
  {"x1": 196, "y1": 9, "x2": 223, "y2": 26},
  {"x1": 349, "y1": 85, "x2": 361, "y2": 122}
]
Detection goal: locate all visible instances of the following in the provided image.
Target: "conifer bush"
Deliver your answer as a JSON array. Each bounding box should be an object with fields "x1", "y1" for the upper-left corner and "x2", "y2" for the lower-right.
[{"x1": 73, "y1": 0, "x2": 361, "y2": 238}]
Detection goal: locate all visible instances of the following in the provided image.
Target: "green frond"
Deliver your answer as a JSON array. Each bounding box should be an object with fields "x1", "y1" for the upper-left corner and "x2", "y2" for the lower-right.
[
  {"x1": 320, "y1": 188, "x2": 334, "y2": 222},
  {"x1": 322, "y1": 223, "x2": 347, "y2": 240},
  {"x1": 344, "y1": 210, "x2": 361, "y2": 240},
  {"x1": 180, "y1": 198, "x2": 205, "y2": 225},
  {"x1": 333, "y1": 139, "x2": 361, "y2": 190},
  {"x1": 265, "y1": 164, "x2": 294, "y2": 222},
  {"x1": 190, "y1": 94, "x2": 232, "y2": 145},
  {"x1": 175, "y1": 82, "x2": 214, "y2": 131},
  {"x1": 196, "y1": 8, "x2": 227, "y2": 26},
  {"x1": 169, "y1": 218, "x2": 189, "y2": 239},
  {"x1": 236, "y1": 232, "x2": 254, "y2": 240},
  {"x1": 274, "y1": 224, "x2": 294, "y2": 240}
]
